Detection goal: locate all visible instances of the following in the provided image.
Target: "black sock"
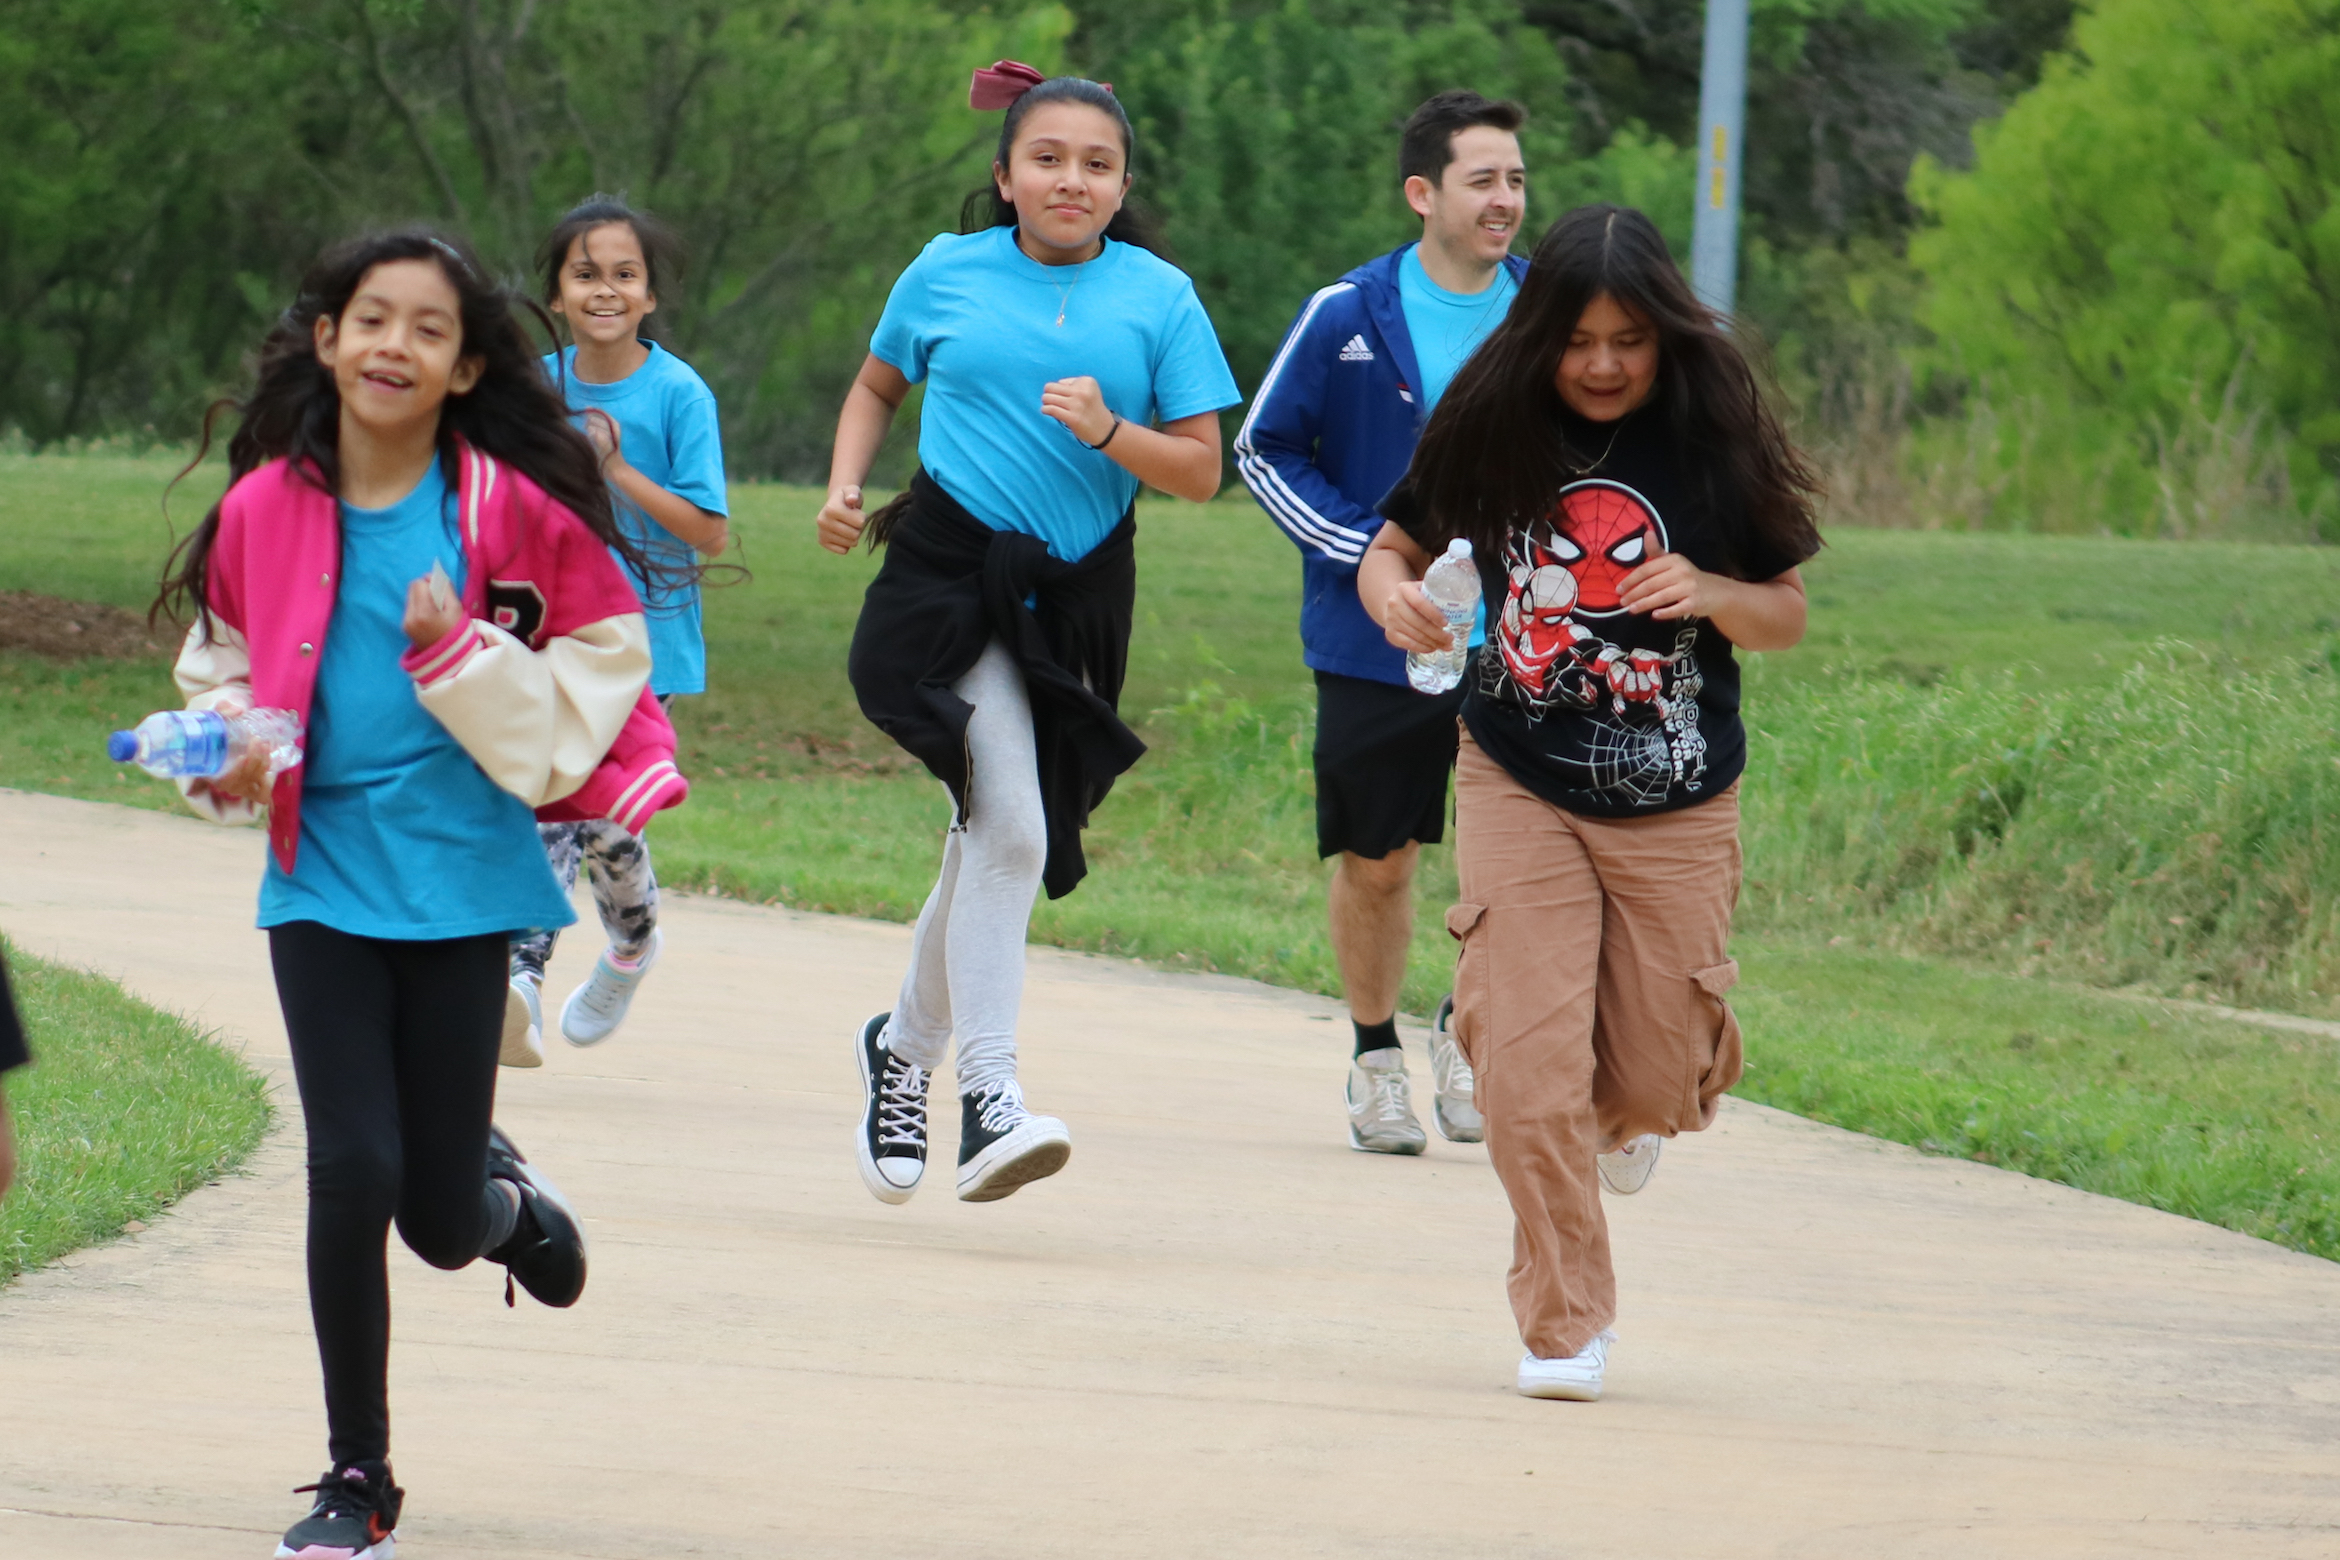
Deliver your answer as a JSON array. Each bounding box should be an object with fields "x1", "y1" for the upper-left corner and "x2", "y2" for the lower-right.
[{"x1": 1352, "y1": 1016, "x2": 1400, "y2": 1059}]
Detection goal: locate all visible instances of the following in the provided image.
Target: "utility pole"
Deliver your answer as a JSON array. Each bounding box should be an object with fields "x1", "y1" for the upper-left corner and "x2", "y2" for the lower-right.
[{"x1": 1690, "y1": 0, "x2": 1749, "y2": 316}]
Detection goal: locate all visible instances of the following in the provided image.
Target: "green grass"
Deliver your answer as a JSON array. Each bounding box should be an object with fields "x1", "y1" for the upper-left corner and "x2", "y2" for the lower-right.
[
  {"x1": 4, "y1": 450, "x2": 2339, "y2": 1261},
  {"x1": 1734, "y1": 939, "x2": 2339, "y2": 1255},
  {"x1": 2, "y1": 939, "x2": 273, "y2": 1282}
]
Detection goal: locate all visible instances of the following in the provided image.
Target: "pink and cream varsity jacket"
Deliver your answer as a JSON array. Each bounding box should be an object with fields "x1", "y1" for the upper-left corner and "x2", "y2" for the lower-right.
[{"x1": 173, "y1": 441, "x2": 689, "y2": 869}]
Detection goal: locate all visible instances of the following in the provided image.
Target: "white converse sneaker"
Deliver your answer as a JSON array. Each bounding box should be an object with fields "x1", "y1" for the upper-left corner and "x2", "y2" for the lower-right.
[
  {"x1": 956, "y1": 1080, "x2": 1071, "y2": 1202},
  {"x1": 854, "y1": 1012, "x2": 929, "y2": 1205},
  {"x1": 1597, "y1": 1133, "x2": 1662, "y2": 1195},
  {"x1": 1518, "y1": 1329, "x2": 1615, "y2": 1401},
  {"x1": 499, "y1": 975, "x2": 544, "y2": 1069},
  {"x1": 559, "y1": 928, "x2": 661, "y2": 1047},
  {"x1": 1427, "y1": 994, "x2": 1482, "y2": 1143},
  {"x1": 1346, "y1": 1047, "x2": 1427, "y2": 1155}
]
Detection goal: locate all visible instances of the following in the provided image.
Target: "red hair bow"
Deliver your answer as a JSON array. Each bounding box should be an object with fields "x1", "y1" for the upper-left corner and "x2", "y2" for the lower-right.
[{"x1": 968, "y1": 59, "x2": 1111, "y2": 110}]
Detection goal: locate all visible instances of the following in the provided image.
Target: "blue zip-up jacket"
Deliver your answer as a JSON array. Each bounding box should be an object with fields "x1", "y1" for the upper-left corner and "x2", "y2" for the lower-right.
[{"x1": 1235, "y1": 243, "x2": 1530, "y2": 685}]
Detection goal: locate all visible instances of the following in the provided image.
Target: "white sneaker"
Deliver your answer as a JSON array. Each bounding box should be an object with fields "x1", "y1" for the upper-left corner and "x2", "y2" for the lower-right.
[
  {"x1": 499, "y1": 976, "x2": 544, "y2": 1068},
  {"x1": 1597, "y1": 1133, "x2": 1662, "y2": 1195},
  {"x1": 1518, "y1": 1330, "x2": 1615, "y2": 1401},
  {"x1": 1427, "y1": 994, "x2": 1483, "y2": 1143},
  {"x1": 559, "y1": 928, "x2": 661, "y2": 1047},
  {"x1": 1346, "y1": 1047, "x2": 1427, "y2": 1155}
]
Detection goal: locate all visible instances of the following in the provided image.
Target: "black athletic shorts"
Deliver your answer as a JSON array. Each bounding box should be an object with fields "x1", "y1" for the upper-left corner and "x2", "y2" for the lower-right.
[{"x1": 1312, "y1": 666, "x2": 1467, "y2": 860}]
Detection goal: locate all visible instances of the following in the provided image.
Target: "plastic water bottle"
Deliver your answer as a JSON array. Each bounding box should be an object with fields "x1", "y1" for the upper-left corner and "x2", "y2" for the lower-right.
[
  {"x1": 107, "y1": 708, "x2": 303, "y2": 781},
  {"x1": 1406, "y1": 539, "x2": 1481, "y2": 694}
]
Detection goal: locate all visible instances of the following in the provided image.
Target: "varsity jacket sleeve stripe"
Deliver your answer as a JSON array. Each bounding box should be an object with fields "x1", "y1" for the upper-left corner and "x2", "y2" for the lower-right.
[
  {"x1": 169, "y1": 618, "x2": 263, "y2": 826},
  {"x1": 404, "y1": 611, "x2": 652, "y2": 808},
  {"x1": 1234, "y1": 284, "x2": 1380, "y2": 567}
]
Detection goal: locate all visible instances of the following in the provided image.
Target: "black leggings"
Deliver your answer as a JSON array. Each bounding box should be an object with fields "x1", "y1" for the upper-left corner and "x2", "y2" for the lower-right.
[{"x1": 269, "y1": 920, "x2": 512, "y2": 1467}]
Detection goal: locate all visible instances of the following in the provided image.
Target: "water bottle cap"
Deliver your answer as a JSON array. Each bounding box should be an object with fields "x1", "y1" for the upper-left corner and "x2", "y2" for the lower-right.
[
  {"x1": 106, "y1": 731, "x2": 137, "y2": 762},
  {"x1": 1446, "y1": 538, "x2": 1474, "y2": 558}
]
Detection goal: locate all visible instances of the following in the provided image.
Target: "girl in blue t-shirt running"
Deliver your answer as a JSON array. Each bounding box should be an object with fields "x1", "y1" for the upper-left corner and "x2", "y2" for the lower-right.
[
  {"x1": 817, "y1": 64, "x2": 1240, "y2": 1206},
  {"x1": 155, "y1": 229, "x2": 677, "y2": 1558},
  {"x1": 503, "y1": 197, "x2": 732, "y2": 1067}
]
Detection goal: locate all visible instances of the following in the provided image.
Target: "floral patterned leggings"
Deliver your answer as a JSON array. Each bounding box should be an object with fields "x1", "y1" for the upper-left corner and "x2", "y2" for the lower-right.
[{"x1": 509, "y1": 819, "x2": 659, "y2": 981}]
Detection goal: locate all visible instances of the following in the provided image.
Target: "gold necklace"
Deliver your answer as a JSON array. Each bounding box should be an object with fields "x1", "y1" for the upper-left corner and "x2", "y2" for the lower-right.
[
  {"x1": 1048, "y1": 254, "x2": 1092, "y2": 327},
  {"x1": 1567, "y1": 416, "x2": 1628, "y2": 476},
  {"x1": 1022, "y1": 232, "x2": 1102, "y2": 326}
]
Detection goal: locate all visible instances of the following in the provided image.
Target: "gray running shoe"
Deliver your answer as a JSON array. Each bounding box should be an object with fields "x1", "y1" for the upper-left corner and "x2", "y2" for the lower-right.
[
  {"x1": 559, "y1": 928, "x2": 661, "y2": 1047},
  {"x1": 1597, "y1": 1133, "x2": 1662, "y2": 1195},
  {"x1": 1346, "y1": 1047, "x2": 1427, "y2": 1155},
  {"x1": 1517, "y1": 1329, "x2": 1615, "y2": 1401},
  {"x1": 499, "y1": 975, "x2": 543, "y2": 1069},
  {"x1": 1427, "y1": 993, "x2": 1482, "y2": 1143}
]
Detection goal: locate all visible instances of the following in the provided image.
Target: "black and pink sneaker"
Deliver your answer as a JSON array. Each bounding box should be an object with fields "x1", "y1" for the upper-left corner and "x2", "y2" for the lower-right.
[{"x1": 275, "y1": 1460, "x2": 402, "y2": 1559}]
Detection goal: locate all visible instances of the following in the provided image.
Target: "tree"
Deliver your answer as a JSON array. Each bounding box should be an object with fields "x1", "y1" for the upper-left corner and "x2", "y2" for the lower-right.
[{"x1": 1910, "y1": 0, "x2": 2340, "y2": 532}]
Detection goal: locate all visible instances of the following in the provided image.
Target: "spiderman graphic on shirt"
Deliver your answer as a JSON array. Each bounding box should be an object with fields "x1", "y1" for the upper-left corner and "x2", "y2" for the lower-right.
[{"x1": 1480, "y1": 478, "x2": 1706, "y2": 804}]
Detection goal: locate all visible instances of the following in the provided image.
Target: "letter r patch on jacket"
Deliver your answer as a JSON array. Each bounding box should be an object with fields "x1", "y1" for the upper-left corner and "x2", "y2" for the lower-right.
[{"x1": 487, "y1": 579, "x2": 548, "y2": 646}]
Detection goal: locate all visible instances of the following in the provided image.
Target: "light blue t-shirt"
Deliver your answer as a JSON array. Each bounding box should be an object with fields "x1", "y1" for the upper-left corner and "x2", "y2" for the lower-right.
[
  {"x1": 1400, "y1": 244, "x2": 1518, "y2": 648},
  {"x1": 543, "y1": 342, "x2": 727, "y2": 696},
  {"x1": 871, "y1": 227, "x2": 1241, "y2": 561},
  {"x1": 258, "y1": 462, "x2": 575, "y2": 940},
  {"x1": 1398, "y1": 244, "x2": 1520, "y2": 412}
]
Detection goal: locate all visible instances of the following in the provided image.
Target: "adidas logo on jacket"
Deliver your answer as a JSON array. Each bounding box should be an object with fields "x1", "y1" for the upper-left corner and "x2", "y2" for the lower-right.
[{"x1": 1233, "y1": 244, "x2": 1530, "y2": 685}]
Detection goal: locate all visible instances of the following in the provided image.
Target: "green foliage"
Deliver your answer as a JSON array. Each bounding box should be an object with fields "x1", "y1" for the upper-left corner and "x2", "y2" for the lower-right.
[
  {"x1": 2, "y1": 0, "x2": 2097, "y2": 480},
  {"x1": 0, "y1": 0, "x2": 1074, "y2": 470},
  {"x1": 1909, "y1": 0, "x2": 2340, "y2": 536},
  {"x1": 1733, "y1": 939, "x2": 2340, "y2": 1259},
  {"x1": 1, "y1": 938, "x2": 273, "y2": 1281},
  {"x1": 1743, "y1": 648, "x2": 2340, "y2": 1014},
  {"x1": 1090, "y1": 0, "x2": 1575, "y2": 389}
]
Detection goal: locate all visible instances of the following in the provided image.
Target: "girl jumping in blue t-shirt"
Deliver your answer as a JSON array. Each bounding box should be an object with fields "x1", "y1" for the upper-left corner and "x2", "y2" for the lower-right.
[
  {"x1": 502, "y1": 197, "x2": 731, "y2": 1066},
  {"x1": 157, "y1": 229, "x2": 682, "y2": 1558},
  {"x1": 817, "y1": 63, "x2": 1239, "y2": 1204}
]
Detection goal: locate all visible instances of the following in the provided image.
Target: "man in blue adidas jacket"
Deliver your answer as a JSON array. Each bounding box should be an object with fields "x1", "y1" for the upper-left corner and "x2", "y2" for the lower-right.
[{"x1": 1237, "y1": 89, "x2": 1530, "y2": 1157}]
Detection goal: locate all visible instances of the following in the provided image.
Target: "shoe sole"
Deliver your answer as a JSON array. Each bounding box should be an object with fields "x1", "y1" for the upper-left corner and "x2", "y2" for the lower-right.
[
  {"x1": 958, "y1": 1119, "x2": 1071, "y2": 1202},
  {"x1": 853, "y1": 1012, "x2": 922, "y2": 1206},
  {"x1": 278, "y1": 1536, "x2": 395, "y2": 1559},
  {"x1": 1345, "y1": 1122, "x2": 1428, "y2": 1156},
  {"x1": 1518, "y1": 1376, "x2": 1603, "y2": 1402},
  {"x1": 488, "y1": 1127, "x2": 588, "y2": 1307},
  {"x1": 561, "y1": 931, "x2": 659, "y2": 1047},
  {"x1": 278, "y1": 1534, "x2": 397, "y2": 1552},
  {"x1": 499, "y1": 983, "x2": 542, "y2": 1069}
]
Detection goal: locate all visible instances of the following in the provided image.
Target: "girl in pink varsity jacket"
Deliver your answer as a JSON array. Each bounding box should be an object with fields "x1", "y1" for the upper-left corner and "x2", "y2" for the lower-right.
[{"x1": 156, "y1": 229, "x2": 687, "y2": 1560}]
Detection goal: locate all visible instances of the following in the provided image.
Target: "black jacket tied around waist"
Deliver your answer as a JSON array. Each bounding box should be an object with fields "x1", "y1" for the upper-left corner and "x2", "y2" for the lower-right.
[{"x1": 847, "y1": 471, "x2": 1146, "y2": 900}]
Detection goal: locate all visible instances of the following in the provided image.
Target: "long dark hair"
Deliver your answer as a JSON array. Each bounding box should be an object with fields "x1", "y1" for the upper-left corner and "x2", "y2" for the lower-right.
[
  {"x1": 536, "y1": 195, "x2": 685, "y2": 326},
  {"x1": 957, "y1": 76, "x2": 1169, "y2": 258},
  {"x1": 159, "y1": 229, "x2": 668, "y2": 629},
  {"x1": 1401, "y1": 204, "x2": 1822, "y2": 574}
]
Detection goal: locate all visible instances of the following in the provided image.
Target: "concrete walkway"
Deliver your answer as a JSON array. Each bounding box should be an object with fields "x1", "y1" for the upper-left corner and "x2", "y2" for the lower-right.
[{"x1": 1, "y1": 787, "x2": 2335, "y2": 1559}]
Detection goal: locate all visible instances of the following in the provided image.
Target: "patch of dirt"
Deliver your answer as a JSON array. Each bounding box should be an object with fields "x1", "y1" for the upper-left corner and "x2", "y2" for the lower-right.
[{"x1": 0, "y1": 591, "x2": 173, "y2": 661}]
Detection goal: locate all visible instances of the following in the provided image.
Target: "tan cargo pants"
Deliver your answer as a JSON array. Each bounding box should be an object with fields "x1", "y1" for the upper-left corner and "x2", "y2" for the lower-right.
[{"x1": 1448, "y1": 734, "x2": 1745, "y2": 1360}]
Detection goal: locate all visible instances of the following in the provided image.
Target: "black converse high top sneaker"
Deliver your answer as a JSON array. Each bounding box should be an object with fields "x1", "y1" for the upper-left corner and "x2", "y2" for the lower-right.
[
  {"x1": 956, "y1": 1079, "x2": 1071, "y2": 1202},
  {"x1": 855, "y1": 1012, "x2": 930, "y2": 1204}
]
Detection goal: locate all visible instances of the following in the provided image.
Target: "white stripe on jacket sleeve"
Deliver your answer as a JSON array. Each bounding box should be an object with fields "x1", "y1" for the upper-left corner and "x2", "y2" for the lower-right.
[
  {"x1": 1235, "y1": 283, "x2": 1376, "y2": 565},
  {"x1": 411, "y1": 612, "x2": 651, "y2": 808}
]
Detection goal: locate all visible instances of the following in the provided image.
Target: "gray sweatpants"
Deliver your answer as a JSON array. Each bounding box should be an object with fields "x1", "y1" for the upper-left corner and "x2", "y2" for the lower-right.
[{"x1": 883, "y1": 640, "x2": 1047, "y2": 1097}]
